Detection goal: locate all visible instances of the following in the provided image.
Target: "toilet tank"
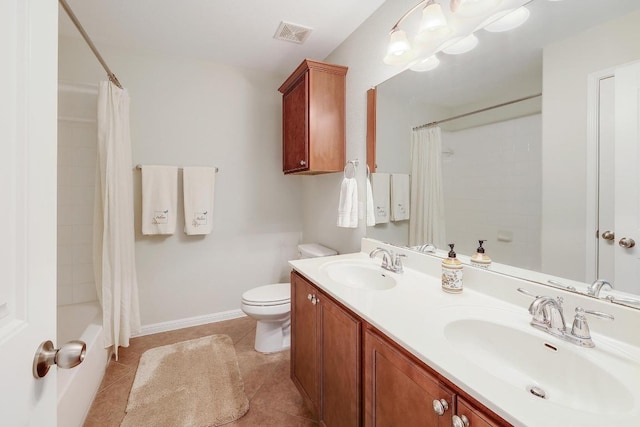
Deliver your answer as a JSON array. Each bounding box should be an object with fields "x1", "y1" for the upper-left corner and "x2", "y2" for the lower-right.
[{"x1": 297, "y1": 243, "x2": 337, "y2": 259}]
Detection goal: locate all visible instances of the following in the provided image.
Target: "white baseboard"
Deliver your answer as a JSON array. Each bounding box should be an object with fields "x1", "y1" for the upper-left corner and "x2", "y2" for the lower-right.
[{"x1": 134, "y1": 309, "x2": 247, "y2": 337}]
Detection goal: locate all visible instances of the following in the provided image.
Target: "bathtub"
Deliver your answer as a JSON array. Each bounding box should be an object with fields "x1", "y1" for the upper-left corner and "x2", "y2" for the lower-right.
[{"x1": 57, "y1": 302, "x2": 110, "y2": 427}]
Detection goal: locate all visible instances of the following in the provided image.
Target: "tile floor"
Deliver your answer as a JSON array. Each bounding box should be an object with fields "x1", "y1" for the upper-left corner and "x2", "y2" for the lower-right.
[{"x1": 83, "y1": 316, "x2": 318, "y2": 426}]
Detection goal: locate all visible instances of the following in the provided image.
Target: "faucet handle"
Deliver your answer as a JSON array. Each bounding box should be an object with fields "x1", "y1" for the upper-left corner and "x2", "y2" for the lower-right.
[
  {"x1": 392, "y1": 253, "x2": 406, "y2": 273},
  {"x1": 571, "y1": 307, "x2": 614, "y2": 343}
]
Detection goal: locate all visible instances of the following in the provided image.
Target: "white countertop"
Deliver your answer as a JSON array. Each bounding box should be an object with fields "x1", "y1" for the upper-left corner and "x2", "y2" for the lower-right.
[{"x1": 289, "y1": 239, "x2": 640, "y2": 427}]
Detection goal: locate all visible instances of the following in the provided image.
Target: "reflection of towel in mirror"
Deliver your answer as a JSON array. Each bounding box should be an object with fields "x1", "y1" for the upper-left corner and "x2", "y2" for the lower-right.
[
  {"x1": 183, "y1": 167, "x2": 216, "y2": 235},
  {"x1": 366, "y1": 176, "x2": 375, "y2": 226},
  {"x1": 390, "y1": 174, "x2": 410, "y2": 222},
  {"x1": 371, "y1": 173, "x2": 390, "y2": 224},
  {"x1": 337, "y1": 177, "x2": 358, "y2": 228},
  {"x1": 141, "y1": 165, "x2": 178, "y2": 235}
]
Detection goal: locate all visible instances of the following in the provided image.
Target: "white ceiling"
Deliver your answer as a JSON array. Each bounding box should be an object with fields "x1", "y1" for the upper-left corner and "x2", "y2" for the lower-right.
[{"x1": 58, "y1": 0, "x2": 386, "y2": 77}]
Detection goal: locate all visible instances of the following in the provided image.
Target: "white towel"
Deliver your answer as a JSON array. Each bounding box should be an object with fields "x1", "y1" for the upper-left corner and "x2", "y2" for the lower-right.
[
  {"x1": 141, "y1": 165, "x2": 178, "y2": 235},
  {"x1": 371, "y1": 173, "x2": 390, "y2": 224},
  {"x1": 366, "y1": 176, "x2": 375, "y2": 226},
  {"x1": 337, "y1": 177, "x2": 358, "y2": 228},
  {"x1": 183, "y1": 167, "x2": 216, "y2": 235},
  {"x1": 390, "y1": 173, "x2": 410, "y2": 222}
]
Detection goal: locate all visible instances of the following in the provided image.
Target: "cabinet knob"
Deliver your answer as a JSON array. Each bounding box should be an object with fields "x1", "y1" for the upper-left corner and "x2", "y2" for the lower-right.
[
  {"x1": 300, "y1": 160, "x2": 306, "y2": 166},
  {"x1": 452, "y1": 415, "x2": 470, "y2": 427},
  {"x1": 432, "y1": 398, "x2": 449, "y2": 416},
  {"x1": 308, "y1": 294, "x2": 313, "y2": 301}
]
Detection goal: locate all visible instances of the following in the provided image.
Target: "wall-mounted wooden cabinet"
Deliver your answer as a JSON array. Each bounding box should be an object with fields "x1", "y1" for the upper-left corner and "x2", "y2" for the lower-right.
[
  {"x1": 291, "y1": 270, "x2": 510, "y2": 427},
  {"x1": 278, "y1": 59, "x2": 347, "y2": 175}
]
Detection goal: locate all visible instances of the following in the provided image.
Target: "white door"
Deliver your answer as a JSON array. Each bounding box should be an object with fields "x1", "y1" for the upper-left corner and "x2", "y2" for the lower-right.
[
  {"x1": 0, "y1": 0, "x2": 59, "y2": 425},
  {"x1": 613, "y1": 60, "x2": 640, "y2": 294}
]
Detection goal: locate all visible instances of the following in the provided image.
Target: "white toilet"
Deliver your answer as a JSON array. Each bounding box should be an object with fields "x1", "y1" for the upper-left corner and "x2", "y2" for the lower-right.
[{"x1": 241, "y1": 243, "x2": 337, "y2": 353}]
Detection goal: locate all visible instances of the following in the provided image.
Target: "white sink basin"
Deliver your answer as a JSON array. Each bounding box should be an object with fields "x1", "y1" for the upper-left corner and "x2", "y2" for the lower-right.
[
  {"x1": 320, "y1": 260, "x2": 397, "y2": 291},
  {"x1": 437, "y1": 306, "x2": 638, "y2": 415}
]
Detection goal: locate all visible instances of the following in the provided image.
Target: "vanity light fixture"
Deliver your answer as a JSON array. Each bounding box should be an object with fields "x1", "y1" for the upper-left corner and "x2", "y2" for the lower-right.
[
  {"x1": 384, "y1": 0, "x2": 524, "y2": 70},
  {"x1": 482, "y1": 7, "x2": 530, "y2": 32}
]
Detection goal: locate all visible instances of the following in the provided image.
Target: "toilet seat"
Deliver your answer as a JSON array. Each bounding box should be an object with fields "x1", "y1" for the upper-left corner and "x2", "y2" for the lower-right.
[{"x1": 241, "y1": 283, "x2": 290, "y2": 307}]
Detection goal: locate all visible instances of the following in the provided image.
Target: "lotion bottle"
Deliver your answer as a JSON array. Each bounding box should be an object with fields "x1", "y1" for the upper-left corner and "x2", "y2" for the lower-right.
[
  {"x1": 470, "y1": 240, "x2": 492, "y2": 268},
  {"x1": 442, "y1": 243, "x2": 463, "y2": 293}
]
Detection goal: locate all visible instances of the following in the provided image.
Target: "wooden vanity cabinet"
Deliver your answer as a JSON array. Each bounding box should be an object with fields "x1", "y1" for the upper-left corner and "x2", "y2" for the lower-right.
[
  {"x1": 278, "y1": 59, "x2": 347, "y2": 175},
  {"x1": 364, "y1": 328, "x2": 455, "y2": 427},
  {"x1": 455, "y1": 397, "x2": 504, "y2": 427},
  {"x1": 290, "y1": 271, "x2": 361, "y2": 426}
]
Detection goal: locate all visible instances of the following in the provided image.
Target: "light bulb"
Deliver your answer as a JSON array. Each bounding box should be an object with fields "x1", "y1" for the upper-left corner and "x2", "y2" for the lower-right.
[
  {"x1": 419, "y1": 2, "x2": 447, "y2": 32},
  {"x1": 384, "y1": 29, "x2": 415, "y2": 65}
]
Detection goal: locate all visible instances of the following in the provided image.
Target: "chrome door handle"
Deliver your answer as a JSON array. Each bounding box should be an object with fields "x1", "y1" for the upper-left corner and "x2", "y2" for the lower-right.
[
  {"x1": 33, "y1": 340, "x2": 86, "y2": 378},
  {"x1": 619, "y1": 237, "x2": 635, "y2": 248},
  {"x1": 601, "y1": 230, "x2": 615, "y2": 241}
]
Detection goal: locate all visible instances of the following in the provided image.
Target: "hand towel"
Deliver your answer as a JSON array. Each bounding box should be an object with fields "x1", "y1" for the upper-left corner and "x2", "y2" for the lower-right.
[
  {"x1": 337, "y1": 177, "x2": 358, "y2": 228},
  {"x1": 390, "y1": 173, "x2": 410, "y2": 222},
  {"x1": 371, "y1": 173, "x2": 390, "y2": 224},
  {"x1": 141, "y1": 165, "x2": 178, "y2": 235},
  {"x1": 183, "y1": 167, "x2": 216, "y2": 235},
  {"x1": 366, "y1": 176, "x2": 375, "y2": 226}
]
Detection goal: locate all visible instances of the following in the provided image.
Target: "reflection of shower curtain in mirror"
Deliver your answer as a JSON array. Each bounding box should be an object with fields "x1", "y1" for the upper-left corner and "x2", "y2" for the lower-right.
[
  {"x1": 409, "y1": 126, "x2": 446, "y2": 248},
  {"x1": 93, "y1": 81, "x2": 141, "y2": 360}
]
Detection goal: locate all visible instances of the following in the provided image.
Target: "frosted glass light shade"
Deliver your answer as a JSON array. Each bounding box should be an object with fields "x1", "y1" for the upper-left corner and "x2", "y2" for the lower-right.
[
  {"x1": 483, "y1": 7, "x2": 530, "y2": 32},
  {"x1": 419, "y1": 2, "x2": 448, "y2": 32},
  {"x1": 410, "y1": 55, "x2": 440, "y2": 72},
  {"x1": 440, "y1": 34, "x2": 478, "y2": 55},
  {"x1": 384, "y1": 29, "x2": 415, "y2": 65}
]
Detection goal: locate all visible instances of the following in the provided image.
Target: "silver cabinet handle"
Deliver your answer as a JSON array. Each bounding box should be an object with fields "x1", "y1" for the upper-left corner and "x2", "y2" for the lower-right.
[
  {"x1": 619, "y1": 237, "x2": 635, "y2": 248},
  {"x1": 432, "y1": 398, "x2": 449, "y2": 416},
  {"x1": 300, "y1": 160, "x2": 306, "y2": 166},
  {"x1": 33, "y1": 340, "x2": 86, "y2": 379},
  {"x1": 602, "y1": 230, "x2": 615, "y2": 241},
  {"x1": 452, "y1": 415, "x2": 470, "y2": 427}
]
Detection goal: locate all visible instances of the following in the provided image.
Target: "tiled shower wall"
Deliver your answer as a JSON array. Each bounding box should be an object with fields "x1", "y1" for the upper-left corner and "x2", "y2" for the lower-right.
[
  {"x1": 442, "y1": 114, "x2": 542, "y2": 271},
  {"x1": 57, "y1": 84, "x2": 98, "y2": 306}
]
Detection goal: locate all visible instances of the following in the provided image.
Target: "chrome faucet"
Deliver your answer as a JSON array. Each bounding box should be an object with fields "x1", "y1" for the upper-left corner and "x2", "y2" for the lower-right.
[
  {"x1": 523, "y1": 290, "x2": 614, "y2": 348},
  {"x1": 416, "y1": 243, "x2": 437, "y2": 253},
  {"x1": 369, "y1": 247, "x2": 405, "y2": 273},
  {"x1": 587, "y1": 279, "x2": 613, "y2": 297}
]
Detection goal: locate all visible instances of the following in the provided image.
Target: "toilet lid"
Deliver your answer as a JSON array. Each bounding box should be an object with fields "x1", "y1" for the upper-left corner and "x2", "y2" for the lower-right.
[{"x1": 242, "y1": 283, "x2": 290, "y2": 306}]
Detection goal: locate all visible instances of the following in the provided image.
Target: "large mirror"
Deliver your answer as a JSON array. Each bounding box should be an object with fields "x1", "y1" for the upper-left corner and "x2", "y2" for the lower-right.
[{"x1": 367, "y1": 0, "x2": 640, "y2": 305}]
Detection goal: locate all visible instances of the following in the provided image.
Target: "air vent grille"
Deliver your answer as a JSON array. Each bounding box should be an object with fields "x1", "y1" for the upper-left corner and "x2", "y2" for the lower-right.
[{"x1": 274, "y1": 21, "x2": 313, "y2": 44}]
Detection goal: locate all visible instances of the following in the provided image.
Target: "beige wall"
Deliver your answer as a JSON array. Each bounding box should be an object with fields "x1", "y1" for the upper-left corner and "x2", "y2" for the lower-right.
[
  {"x1": 541, "y1": 11, "x2": 640, "y2": 280},
  {"x1": 59, "y1": 36, "x2": 303, "y2": 325}
]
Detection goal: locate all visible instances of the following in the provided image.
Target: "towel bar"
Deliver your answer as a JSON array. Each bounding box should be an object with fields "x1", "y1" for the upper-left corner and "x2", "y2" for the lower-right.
[{"x1": 135, "y1": 164, "x2": 219, "y2": 173}]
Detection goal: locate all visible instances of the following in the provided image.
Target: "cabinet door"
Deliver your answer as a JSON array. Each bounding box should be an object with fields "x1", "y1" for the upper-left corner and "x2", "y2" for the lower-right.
[
  {"x1": 364, "y1": 329, "x2": 455, "y2": 427},
  {"x1": 282, "y1": 74, "x2": 309, "y2": 173},
  {"x1": 456, "y1": 397, "x2": 505, "y2": 427},
  {"x1": 291, "y1": 272, "x2": 319, "y2": 412},
  {"x1": 319, "y1": 292, "x2": 361, "y2": 427}
]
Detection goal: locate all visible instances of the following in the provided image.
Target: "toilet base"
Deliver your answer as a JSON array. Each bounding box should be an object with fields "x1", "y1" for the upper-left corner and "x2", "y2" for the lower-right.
[{"x1": 254, "y1": 318, "x2": 291, "y2": 353}]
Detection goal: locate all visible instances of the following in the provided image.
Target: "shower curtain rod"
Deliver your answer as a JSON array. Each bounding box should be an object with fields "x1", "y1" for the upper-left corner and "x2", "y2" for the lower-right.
[
  {"x1": 412, "y1": 93, "x2": 542, "y2": 131},
  {"x1": 58, "y1": 0, "x2": 123, "y2": 89}
]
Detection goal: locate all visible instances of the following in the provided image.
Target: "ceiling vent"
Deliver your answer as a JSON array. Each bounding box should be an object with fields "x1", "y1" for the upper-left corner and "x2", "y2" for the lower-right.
[{"x1": 274, "y1": 21, "x2": 313, "y2": 44}]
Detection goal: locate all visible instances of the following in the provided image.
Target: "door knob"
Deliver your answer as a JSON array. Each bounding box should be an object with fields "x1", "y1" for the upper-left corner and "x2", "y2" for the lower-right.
[
  {"x1": 432, "y1": 398, "x2": 449, "y2": 416},
  {"x1": 33, "y1": 340, "x2": 86, "y2": 379},
  {"x1": 601, "y1": 230, "x2": 615, "y2": 241},
  {"x1": 299, "y1": 160, "x2": 306, "y2": 166},
  {"x1": 619, "y1": 237, "x2": 635, "y2": 249}
]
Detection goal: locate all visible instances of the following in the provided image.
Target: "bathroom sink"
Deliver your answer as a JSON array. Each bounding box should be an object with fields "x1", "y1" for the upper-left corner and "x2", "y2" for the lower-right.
[
  {"x1": 438, "y1": 307, "x2": 638, "y2": 415},
  {"x1": 320, "y1": 260, "x2": 397, "y2": 291}
]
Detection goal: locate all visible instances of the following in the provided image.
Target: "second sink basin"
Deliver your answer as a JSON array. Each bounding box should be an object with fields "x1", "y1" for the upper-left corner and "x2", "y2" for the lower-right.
[
  {"x1": 320, "y1": 260, "x2": 397, "y2": 291},
  {"x1": 436, "y1": 306, "x2": 638, "y2": 416}
]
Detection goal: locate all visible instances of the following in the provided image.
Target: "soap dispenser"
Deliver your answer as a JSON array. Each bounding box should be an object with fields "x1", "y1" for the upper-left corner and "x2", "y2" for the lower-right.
[
  {"x1": 470, "y1": 240, "x2": 492, "y2": 269},
  {"x1": 442, "y1": 243, "x2": 463, "y2": 293}
]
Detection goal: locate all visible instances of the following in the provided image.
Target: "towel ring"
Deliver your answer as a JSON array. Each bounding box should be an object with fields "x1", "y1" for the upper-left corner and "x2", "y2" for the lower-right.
[{"x1": 344, "y1": 160, "x2": 358, "y2": 179}]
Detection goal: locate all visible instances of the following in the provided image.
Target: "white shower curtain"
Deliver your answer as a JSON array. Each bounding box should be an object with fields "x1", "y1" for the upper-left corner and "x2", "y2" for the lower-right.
[
  {"x1": 409, "y1": 126, "x2": 446, "y2": 248},
  {"x1": 93, "y1": 81, "x2": 141, "y2": 359}
]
